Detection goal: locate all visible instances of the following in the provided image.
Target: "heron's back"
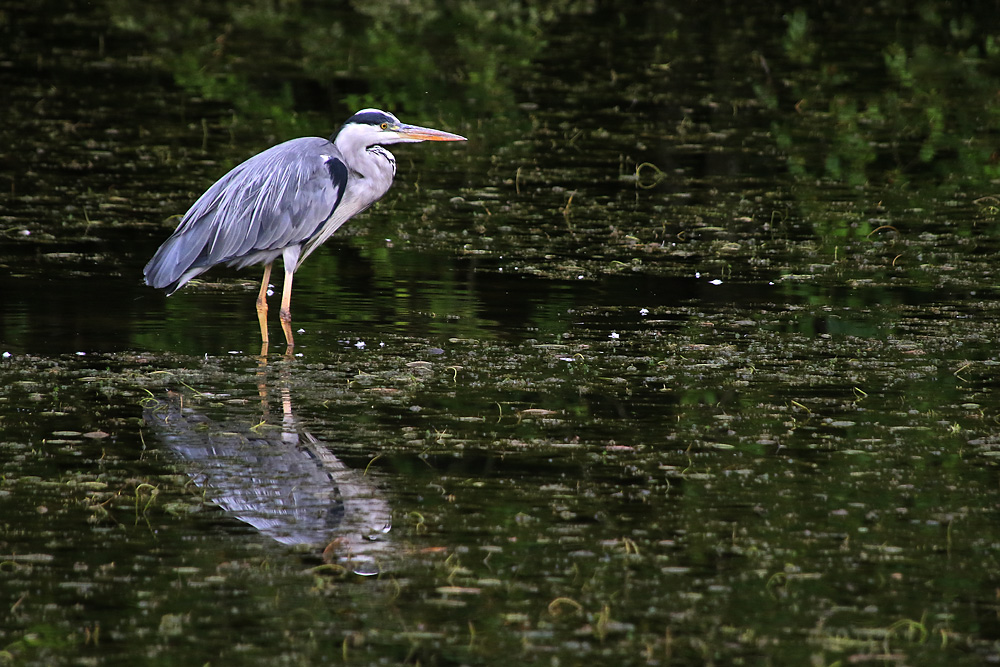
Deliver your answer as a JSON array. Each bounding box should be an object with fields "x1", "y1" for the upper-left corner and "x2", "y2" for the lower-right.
[{"x1": 143, "y1": 137, "x2": 347, "y2": 293}]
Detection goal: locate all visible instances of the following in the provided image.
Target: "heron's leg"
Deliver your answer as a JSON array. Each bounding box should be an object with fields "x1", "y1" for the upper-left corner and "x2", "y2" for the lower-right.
[
  {"x1": 256, "y1": 262, "x2": 273, "y2": 346},
  {"x1": 279, "y1": 266, "x2": 295, "y2": 348}
]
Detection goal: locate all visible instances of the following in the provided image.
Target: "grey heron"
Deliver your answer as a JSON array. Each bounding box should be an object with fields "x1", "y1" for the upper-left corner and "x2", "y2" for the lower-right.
[{"x1": 144, "y1": 108, "x2": 466, "y2": 349}]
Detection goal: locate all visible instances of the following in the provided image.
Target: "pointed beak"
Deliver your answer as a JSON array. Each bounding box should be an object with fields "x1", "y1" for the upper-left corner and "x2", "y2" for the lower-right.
[{"x1": 394, "y1": 124, "x2": 467, "y2": 142}]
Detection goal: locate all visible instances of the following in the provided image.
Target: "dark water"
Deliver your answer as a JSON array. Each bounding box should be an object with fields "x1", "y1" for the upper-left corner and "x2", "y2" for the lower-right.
[{"x1": 3, "y1": 0, "x2": 1000, "y2": 664}]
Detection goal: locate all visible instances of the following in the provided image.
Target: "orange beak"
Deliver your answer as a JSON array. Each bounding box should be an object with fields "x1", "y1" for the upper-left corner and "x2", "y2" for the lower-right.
[{"x1": 395, "y1": 124, "x2": 467, "y2": 142}]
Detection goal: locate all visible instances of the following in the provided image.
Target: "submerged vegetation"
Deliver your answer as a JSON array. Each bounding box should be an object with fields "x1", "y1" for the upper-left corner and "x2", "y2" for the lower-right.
[{"x1": 2, "y1": 295, "x2": 1000, "y2": 663}]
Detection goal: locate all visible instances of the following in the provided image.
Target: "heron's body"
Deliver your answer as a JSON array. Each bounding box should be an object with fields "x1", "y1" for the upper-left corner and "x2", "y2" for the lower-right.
[{"x1": 143, "y1": 109, "x2": 465, "y2": 350}]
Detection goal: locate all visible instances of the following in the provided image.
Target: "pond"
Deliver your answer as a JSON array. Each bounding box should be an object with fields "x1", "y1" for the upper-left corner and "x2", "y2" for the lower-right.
[{"x1": 3, "y1": 0, "x2": 1000, "y2": 664}]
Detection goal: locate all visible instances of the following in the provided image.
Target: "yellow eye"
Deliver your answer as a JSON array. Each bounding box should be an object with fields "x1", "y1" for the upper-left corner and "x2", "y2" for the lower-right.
[{"x1": 380, "y1": 122, "x2": 389, "y2": 130}]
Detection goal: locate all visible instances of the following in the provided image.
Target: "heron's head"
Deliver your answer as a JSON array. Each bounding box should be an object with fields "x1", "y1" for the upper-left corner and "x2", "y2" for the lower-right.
[{"x1": 336, "y1": 109, "x2": 467, "y2": 147}]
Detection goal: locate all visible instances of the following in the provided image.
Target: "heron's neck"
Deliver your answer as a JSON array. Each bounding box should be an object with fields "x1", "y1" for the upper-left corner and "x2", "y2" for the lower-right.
[
  {"x1": 365, "y1": 146, "x2": 397, "y2": 180},
  {"x1": 334, "y1": 132, "x2": 396, "y2": 182}
]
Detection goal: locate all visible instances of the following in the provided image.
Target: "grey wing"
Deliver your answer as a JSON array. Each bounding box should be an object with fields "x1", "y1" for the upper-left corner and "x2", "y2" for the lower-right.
[{"x1": 144, "y1": 137, "x2": 349, "y2": 293}]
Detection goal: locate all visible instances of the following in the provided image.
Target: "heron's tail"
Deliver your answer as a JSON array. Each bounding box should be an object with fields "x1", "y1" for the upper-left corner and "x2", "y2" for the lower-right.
[{"x1": 143, "y1": 227, "x2": 212, "y2": 295}]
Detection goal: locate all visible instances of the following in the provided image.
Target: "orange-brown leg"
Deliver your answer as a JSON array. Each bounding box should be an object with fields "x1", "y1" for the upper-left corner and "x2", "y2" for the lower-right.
[
  {"x1": 279, "y1": 267, "x2": 295, "y2": 348},
  {"x1": 256, "y1": 262, "x2": 273, "y2": 348}
]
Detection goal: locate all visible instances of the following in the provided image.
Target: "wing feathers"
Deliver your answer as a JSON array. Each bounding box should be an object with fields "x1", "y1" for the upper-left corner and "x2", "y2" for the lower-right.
[{"x1": 144, "y1": 137, "x2": 347, "y2": 292}]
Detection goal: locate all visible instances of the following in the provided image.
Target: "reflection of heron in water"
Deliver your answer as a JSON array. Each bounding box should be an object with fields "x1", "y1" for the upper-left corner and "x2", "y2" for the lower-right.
[{"x1": 143, "y1": 375, "x2": 392, "y2": 576}]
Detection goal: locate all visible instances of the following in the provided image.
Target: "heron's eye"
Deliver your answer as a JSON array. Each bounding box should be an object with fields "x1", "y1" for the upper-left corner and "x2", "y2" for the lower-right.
[{"x1": 380, "y1": 122, "x2": 389, "y2": 130}]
